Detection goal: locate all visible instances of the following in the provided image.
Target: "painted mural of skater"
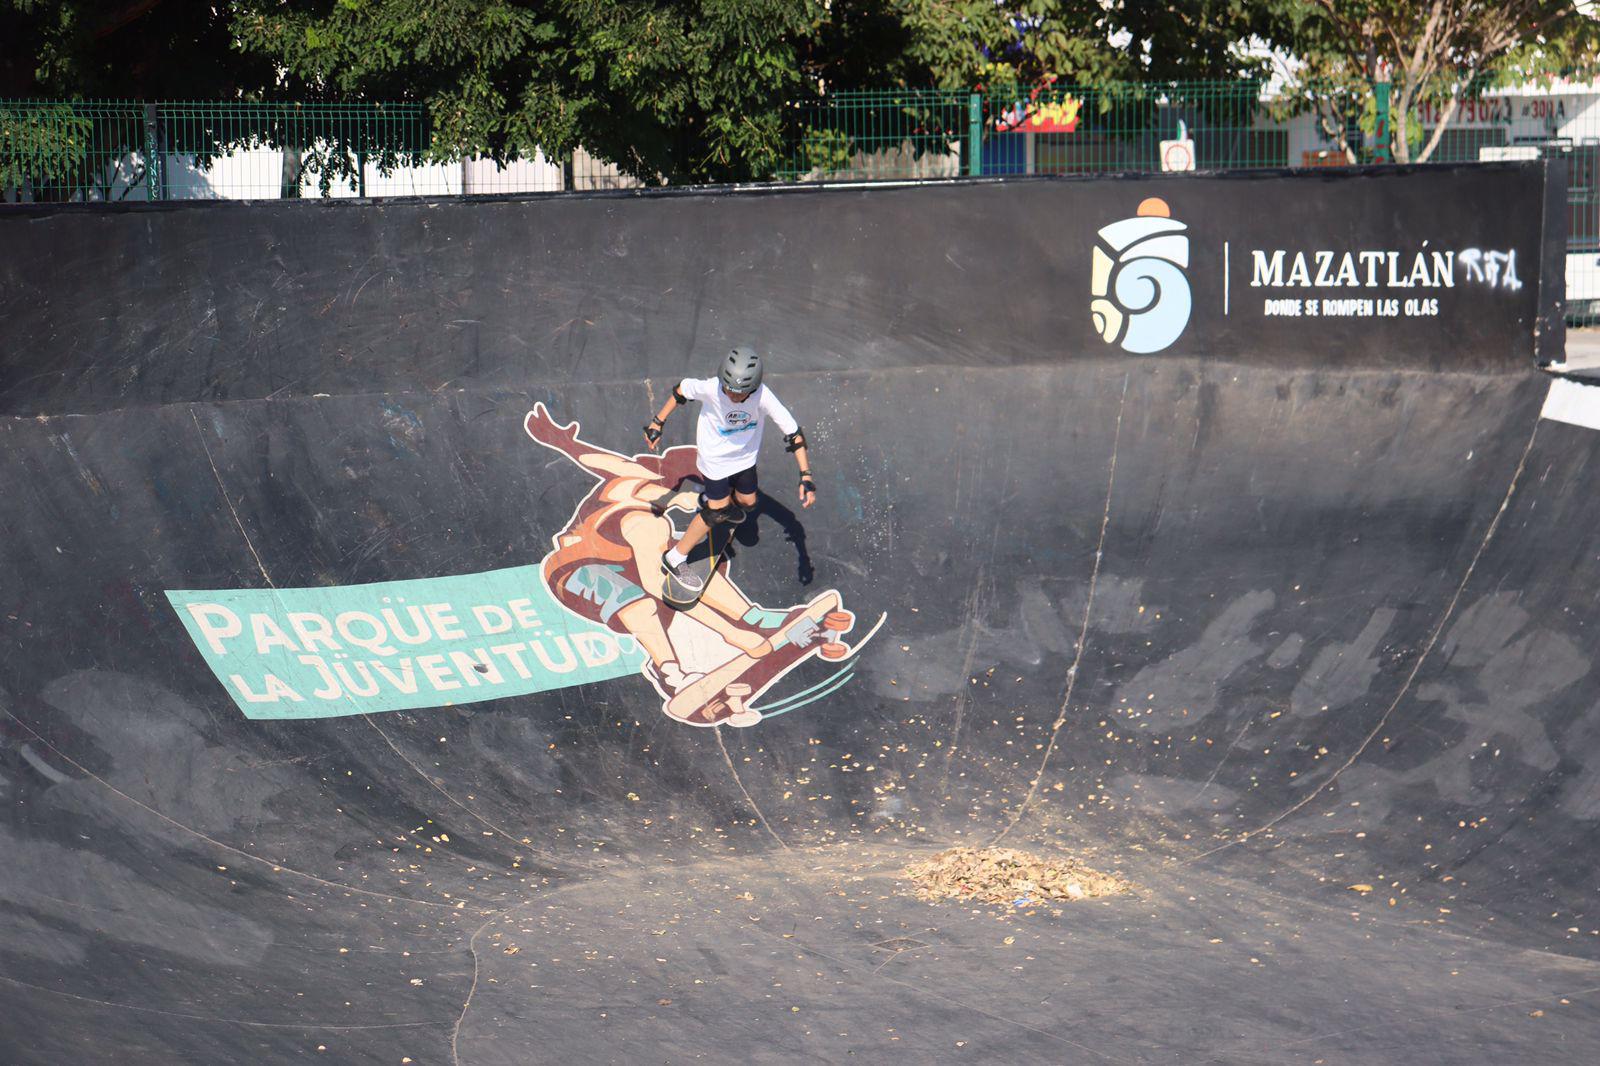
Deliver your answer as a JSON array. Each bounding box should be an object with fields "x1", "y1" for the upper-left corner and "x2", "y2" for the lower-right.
[{"x1": 525, "y1": 393, "x2": 873, "y2": 728}]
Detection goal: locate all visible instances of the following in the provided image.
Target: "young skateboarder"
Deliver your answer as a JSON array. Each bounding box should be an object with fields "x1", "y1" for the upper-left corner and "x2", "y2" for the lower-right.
[
  {"x1": 643, "y1": 346, "x2": 815, "y2": 592},
  {"x1": 524, "y1": 402, "x2": 850, "y2": 726}
]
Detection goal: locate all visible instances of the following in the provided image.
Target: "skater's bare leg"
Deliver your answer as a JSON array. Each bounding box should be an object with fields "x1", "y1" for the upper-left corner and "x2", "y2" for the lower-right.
[
  {"x1": 621, "y1": 513, "x2": 674, "y2": 600},
  {"x1": 622, "y1": 512, "x2": 753, "y2": 648},
  {"x1": 615, "y1": 598, "x2": 673, "y2": 665},
  {"x1": 683, "y1": 599, "x2": 769, "y2": 654},
  {"x1": 621, "y1": 501, "x2": 763, "y2": 651},
  {"x1": 673, "y1": 477, "x2": 756, "y2": 559},
  {"x1": 673, "y1": 508, "x2": 716, "y2": 558},
  {"x1": 696, "y1": 569, "x2": 754, "y2": 618}
]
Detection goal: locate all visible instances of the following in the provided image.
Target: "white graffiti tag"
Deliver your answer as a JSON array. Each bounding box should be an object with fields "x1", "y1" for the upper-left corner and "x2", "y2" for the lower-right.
[{"x1": 1458, "y1": 248, "x2": 1523, "y2": 291}]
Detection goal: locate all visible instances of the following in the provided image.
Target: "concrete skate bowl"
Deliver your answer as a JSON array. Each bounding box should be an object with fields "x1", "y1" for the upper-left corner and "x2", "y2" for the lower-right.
[{"x1": 2, "y1": 164, "x2": 1597, "y2": 1064}]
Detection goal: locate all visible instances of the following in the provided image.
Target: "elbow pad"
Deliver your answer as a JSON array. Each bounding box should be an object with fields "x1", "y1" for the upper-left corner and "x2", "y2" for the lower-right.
[
  {"x1": 783, "y1": 428, "x2": 807, "y2": 453},
  {"x1": 671, "y1": 385, "x2": 689, "y2": 405}
]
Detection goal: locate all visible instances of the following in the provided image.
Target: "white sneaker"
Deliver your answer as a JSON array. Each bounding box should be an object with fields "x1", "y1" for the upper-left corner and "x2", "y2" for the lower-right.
[
  {"x1": 651, "y1": 660, "x2": 704, "y2": 695},
  {"x1": 662, "y1": 553, "x2": 704, "y2": 592}
]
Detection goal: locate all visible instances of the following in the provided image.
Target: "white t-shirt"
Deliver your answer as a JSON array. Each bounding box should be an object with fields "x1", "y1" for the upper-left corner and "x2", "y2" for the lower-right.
[{"x1": 678, "y1": 377, "x2": 799, "y2": 480}]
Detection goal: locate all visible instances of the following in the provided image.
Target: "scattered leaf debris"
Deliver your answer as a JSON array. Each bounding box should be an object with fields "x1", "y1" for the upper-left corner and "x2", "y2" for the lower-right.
[{"x1": 903, "y1": 847, "x2": 1132, "y2": 905}]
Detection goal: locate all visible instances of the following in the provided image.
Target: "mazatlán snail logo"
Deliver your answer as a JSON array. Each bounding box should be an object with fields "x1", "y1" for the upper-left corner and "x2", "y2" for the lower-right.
[{"x1": 1090, "y1": 197, "x2": 1191, "y2": 354}]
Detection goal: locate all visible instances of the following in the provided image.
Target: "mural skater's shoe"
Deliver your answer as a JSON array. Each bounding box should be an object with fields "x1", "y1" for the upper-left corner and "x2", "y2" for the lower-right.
[{"x1": 644, "y1": 659, "x2": 704, "y2": 696}]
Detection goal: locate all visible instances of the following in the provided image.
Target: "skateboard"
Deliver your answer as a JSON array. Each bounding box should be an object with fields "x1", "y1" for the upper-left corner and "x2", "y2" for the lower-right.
[{"x1": 665, "y1": 592, "x2": 856, "y2": 727}]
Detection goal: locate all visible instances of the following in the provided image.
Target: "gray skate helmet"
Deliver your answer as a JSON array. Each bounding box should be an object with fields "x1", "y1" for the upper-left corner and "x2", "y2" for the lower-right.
[{"x1": 719, "y1": 345, "x2": 763, "y2": 393}]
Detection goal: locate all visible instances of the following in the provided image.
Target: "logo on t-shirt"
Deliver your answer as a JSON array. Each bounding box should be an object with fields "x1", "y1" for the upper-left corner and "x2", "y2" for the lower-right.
[{"x1": 719, "y1": 410, "x2": 755, "y2": 436}]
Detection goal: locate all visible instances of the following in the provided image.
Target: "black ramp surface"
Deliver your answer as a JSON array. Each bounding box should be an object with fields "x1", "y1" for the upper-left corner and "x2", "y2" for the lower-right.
[{"x1": 2, "y1": 165, "x2": 1599, "y2": 1064}]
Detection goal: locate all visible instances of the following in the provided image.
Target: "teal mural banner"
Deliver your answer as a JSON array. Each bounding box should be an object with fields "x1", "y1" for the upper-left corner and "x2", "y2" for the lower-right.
[{"x1": 165, "y1": 565, "x2": 645, "y2": 720}]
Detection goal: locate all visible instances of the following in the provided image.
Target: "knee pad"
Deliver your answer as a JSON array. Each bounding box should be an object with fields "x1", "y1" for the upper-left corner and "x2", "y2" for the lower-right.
[{"x1": 699, "y1": 496, "x2": 745, "y2": 526}]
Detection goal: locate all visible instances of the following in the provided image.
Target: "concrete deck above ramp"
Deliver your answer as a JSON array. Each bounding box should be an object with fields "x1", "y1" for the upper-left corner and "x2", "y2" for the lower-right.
[{"x1": 2, "y1": 166, "x2": 1598, "y2": 1064}]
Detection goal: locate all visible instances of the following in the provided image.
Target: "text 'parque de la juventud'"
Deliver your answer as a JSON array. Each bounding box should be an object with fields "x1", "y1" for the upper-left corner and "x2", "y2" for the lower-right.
[{"x1": 179, "y1": 598, "x2": 639, "y2": 705}]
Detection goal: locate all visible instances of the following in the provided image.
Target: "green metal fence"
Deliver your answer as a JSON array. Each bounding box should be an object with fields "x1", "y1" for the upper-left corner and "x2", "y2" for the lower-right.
[
  {"x1": 6, "y1": 86, "x2": 1600, "y2": 327},
  {"x1": 776, "y1": 82, "x2": 1291, "y2": 181},
  {"x1": 0, "y1": 101, "x2": 638, "y2": 201}
]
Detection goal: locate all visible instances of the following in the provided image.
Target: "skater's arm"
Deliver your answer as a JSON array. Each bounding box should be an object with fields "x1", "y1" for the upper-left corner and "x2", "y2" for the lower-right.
[
  {"x1": 644, "y1": 381, "x2": 694, "y2": 451},
  {"x1": 646, "y1": 392, "x2": 679, "y2": 434},
  {"x1": 527, "y1": 404, "x2": 661, "y2": 480},
  {"x1": 526, "y1": 403, "x2": 620, "y2": 468},
  {"x1": 792, "y1": 439, "x2": 815, "y2": 509},
  {"x1": 762, "y1": 389, "x2": 815, "y2": 510}
]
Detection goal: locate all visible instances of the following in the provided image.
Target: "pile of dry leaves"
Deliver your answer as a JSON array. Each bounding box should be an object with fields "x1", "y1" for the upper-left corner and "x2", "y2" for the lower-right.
[{"x1": 904, "y1": 846, "x2": 1131, "y2": 905}]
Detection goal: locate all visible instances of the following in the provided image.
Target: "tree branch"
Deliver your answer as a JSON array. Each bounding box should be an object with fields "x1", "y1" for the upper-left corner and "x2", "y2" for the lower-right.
[{"x1": 1415, "y1": 84, "x2": 1463, "y2": 163}]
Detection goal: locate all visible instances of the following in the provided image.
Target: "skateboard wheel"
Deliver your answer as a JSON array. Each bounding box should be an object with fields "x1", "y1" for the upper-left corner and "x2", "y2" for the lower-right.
[
  {"x1": 822, "y1": 611, "x2": 854, "y2": 632},
  {"x1": 722, "y1": 682, "x2": 755, "y2": 720},
  {"x1": 818, "y1": 641, "x2": 848, "y2": 660}
]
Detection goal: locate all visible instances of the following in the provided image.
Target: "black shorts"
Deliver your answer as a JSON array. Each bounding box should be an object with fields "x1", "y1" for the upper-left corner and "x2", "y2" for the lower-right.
[{"x1": 702, "y1": 465, "x2": 758, "y2": 501}]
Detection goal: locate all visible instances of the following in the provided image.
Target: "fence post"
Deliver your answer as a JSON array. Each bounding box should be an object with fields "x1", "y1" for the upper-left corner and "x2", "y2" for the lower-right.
[
  {"x1": 1372, "y1": 79, "x2": 1392, "y2": 164},
  {"x1": 967, "y1": 93, "x2": 982, "y2": 177},
  {"x1": 143, "y1": 103, "x2": 166, "y2": 200}
]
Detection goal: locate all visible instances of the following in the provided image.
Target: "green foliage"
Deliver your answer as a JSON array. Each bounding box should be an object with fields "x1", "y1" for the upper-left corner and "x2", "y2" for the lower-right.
[
  {"x1": 2, "y1": 0, "x2": 277, "y2": 98},
  {"x1": 790, "y1": 2, "x2": 1277, "y2": 174},
  {"x1": 16, "y1": 0, "x2": 1588, "y2": 187},
  {"x1": 1120, "y1": 1, "x2": 1284, "y2": 83},
  {"x1": 0, "y1": 0, "x2": 1303, "y2": 186},
  {"x1": 0, "y1": 100, "x2": 89, "y2": 192},
  {"x1": 1272, "y1": 0, "x2": 1600, "y2": 163},
  {"x1": 230, "y1": 0, "x2": 822, "y2": 183},
  {"x1": 798, "y1": 126, "x2": 853, "y2": 174},
  {"x1": 890, "y1": 1, "x2": 1126, "y2": 90},
  {"x1": 0, "y1": 100, "x2": 157, "y2": 201},
  {"x1": 849, "y1": 1, "x2": 1275, "y2": 92}
]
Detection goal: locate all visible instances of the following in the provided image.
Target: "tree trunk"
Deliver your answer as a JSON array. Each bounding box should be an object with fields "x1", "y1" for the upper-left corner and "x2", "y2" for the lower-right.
[
  {"x1": 1317, "y1": 103, "x2": 1354, "y2": 164},
  {"x1": 1415, "y1": 93, "x2": 1463, "y2": 164},
  {"x1": 1390, "y1": 80, "x2": 1415, "y2": 164}
]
